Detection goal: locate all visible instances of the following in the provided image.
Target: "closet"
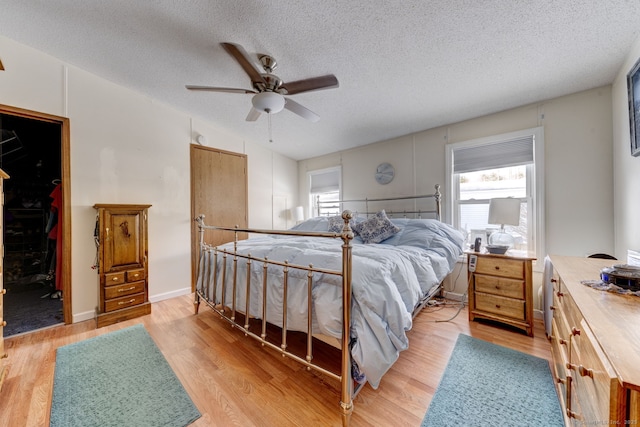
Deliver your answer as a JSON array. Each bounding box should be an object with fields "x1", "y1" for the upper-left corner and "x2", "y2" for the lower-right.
[{"x1": 0, "y1": 109, "x2": 65, "y2": 337}]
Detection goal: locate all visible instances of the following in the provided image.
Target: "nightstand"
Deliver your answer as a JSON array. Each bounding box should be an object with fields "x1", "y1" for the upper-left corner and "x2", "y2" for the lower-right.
[{"x1": 467, "y1": 251, "x2": 536, "y2": 336}]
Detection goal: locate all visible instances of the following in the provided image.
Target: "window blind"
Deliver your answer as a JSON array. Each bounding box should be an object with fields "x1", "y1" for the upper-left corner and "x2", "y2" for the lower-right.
[
  {"x1": 453, "y1": 135, "x2": 534, "y2": 174},
  {"x1": 310, "y1": 169, "x2": 340, "y2": 193}
]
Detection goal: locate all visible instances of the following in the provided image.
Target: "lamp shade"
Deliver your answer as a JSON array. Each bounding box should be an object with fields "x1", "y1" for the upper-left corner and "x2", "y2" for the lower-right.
[
  {"x1": 252, "y1": 91, "x2": 285, "y2": 114},
  {"x1": 292, "y1": 206, "x2": 304, "y2": 222},
  {"x1": 488, "y1": 198, "x2": 520, "y2": 226}
]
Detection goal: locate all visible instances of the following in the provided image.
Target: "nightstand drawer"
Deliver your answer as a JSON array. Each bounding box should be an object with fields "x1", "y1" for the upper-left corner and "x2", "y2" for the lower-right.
[
  {"x1": 475, "y1": 292, "x2": 525, "y2": 320},
  {"x1": 475, "y1": 275, "x2": 524, "y2": 299},
  {"x1": 475, "y1": 257, "x2": 525, "y2": 279}
]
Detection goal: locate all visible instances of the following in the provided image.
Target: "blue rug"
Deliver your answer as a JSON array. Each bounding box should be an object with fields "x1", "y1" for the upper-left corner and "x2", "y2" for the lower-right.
[
  {"x1": 421, "y1": 334, "x2": 564, "y2": 427},
  {"x1": 50, "y1": 324, "x2": 201, "y2": 427}
]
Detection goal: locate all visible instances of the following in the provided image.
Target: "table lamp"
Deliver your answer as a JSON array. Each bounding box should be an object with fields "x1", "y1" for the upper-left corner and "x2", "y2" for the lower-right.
[{"x1": 488, "y1": 198, "x2": 521, "y2": 248}]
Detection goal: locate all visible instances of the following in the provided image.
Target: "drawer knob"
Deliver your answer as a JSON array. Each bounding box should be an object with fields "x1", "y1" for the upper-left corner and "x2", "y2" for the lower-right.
[
  {"x1": 551, "y1": 278, "x2": 557, "y2": 283},
  {"x1": 494, "y1": 285, "x2": 501, "y2": 290},
  {"x1": 571, "y1": 327, "x2": 581, "y2": 336},
  {"x1": 118, "y1": 298, "x2": 136, "y2": 306},
  {"x1": 550, "y1": 305, "x2": 556, "y2": 311},
  {"x1": 133, "y1": 274, "x2": 139, "y2": 278},
  {"x1": 494, "y1": 266, "x2": 500, "y2": 270},
  {"x1": 578, "y1": 365, "x2": 593, "y2": 378},
  {"x1": 559, "y1": 338, "x2": 567, "y2": 346},
  {"x1": 495, "y1": 304, "x2": 501, "y2": 309},
  {"x1": 556, "y1": 291, "x2": 564, "y2": 297},
  {"x1": 0, "y1": 353, "x2": 7, "y2": 360},
  {"x1": 112, "y1": 277, "x2": 119, "y2": 281},
  {"x1": 1, "y1": 288, "x2": 6, "y2": 295},
  {"x1": 1, "y1": 320, "x2": 6, "y2": 327}
]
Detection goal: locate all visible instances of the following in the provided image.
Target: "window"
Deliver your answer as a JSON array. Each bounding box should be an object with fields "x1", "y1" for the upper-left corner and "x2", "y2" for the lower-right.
[
  {"x1": 446, "y1": 127, "x2": 544, "y2": 260},
  {"x1": 308, "y1": 166, "x2": 341, "y2": 217}
]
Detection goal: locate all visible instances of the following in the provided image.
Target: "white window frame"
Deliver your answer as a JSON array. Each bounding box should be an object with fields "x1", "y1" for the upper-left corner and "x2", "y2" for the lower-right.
[
  {"x1": 307, "y1": 166, "x2": 342, "y2": 217},
  {"x1": 445, "y1": 127, "x2": 545, "y2": 263}
]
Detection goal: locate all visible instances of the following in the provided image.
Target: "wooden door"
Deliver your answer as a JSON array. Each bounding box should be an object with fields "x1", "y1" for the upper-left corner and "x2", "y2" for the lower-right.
[{"x1": 190, "y1": 145, "x2": 248, "y2": 288}]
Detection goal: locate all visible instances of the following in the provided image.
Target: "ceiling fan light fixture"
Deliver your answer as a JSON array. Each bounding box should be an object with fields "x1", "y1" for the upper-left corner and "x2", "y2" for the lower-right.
[{"x1": 252, "y1": 91, "x2": 285, "y2": 114}]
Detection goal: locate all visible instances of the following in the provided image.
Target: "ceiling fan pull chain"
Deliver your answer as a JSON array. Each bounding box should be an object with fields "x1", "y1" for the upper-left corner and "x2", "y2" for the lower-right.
[{"x1": 267, "y1": 110, "x2": 273, "y2": 143}]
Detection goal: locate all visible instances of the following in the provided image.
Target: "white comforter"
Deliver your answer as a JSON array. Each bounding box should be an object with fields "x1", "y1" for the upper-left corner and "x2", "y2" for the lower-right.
[{"x1": 197, "y1": 219, "x2": 464, "y2": 389}]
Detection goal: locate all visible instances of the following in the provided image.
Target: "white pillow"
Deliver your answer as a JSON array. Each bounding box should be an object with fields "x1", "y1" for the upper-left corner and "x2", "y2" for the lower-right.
[{"x1": 352, "y1": 210, "x2": 401, "y2": 244}]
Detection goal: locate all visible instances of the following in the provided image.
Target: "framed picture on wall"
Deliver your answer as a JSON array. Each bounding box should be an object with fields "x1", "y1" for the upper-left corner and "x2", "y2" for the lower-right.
[{"x1": 627, "y1": 57, "x2": 640, "y2": 157}]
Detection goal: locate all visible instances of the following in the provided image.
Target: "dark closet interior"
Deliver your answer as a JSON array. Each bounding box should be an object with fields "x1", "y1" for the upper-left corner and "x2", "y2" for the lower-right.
[{"x1": 1, "y1": 113, "x2": 63, "y2": 337}]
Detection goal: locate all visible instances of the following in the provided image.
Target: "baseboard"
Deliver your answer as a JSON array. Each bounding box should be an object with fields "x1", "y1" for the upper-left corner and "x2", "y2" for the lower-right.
[
  {"x1": 442, "y1": 290, "x2": 467, "y2": 302},
  {"x1": 73, "y1": 310, "x2": 97, "y2": 323},
  {"x1": 149, "y1": 287, "x2": 193, "y2": 303}
]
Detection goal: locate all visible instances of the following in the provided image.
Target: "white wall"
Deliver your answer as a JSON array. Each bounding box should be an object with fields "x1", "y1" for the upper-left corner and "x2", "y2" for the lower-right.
[
  {"x1": 612, "y1": 38, "x2": 640, "y2": 260},
  {"x1": 0, "y1": 35, "x2": 298, "y2": 322},
  {"x1": 299, "y1": 87, "x2": 615, "y2": 305}
]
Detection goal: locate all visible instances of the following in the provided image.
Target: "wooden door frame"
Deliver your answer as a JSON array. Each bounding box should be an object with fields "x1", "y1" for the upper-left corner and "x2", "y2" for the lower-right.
[{"x1": 0, "y1": 104, "x2": 71, "y2": 325}]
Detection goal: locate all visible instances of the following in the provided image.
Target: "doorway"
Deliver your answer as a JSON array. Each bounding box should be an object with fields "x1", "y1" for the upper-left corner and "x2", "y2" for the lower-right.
[{"x1": 0, "y1": 105, "x2": 71, "y2": 336}]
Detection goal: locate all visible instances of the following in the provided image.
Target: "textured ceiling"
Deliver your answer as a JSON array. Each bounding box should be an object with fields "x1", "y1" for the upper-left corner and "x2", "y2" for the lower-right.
[{"x1": 1, "y1": 1, "x2": 640, "y2": 160}]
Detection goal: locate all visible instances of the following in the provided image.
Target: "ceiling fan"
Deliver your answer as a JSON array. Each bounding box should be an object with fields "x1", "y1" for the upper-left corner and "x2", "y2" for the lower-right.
[{"x1": 186, "y1": 42, "x2": 339, "y2": 123}]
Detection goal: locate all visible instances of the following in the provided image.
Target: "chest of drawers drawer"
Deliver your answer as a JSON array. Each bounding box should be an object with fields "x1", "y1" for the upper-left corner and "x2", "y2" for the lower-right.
[{"x1": 104, "y1": 280, "x2": 145, "y2": 300}]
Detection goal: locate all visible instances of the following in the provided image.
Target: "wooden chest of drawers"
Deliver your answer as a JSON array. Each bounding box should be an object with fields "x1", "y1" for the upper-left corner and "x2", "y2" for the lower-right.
[
  {"x1": 94, "y1": 204, "x2": 151, "y2": 328},
  {"x1": 548, "y1": 255, "x2": 640, "y2": 425},
  {"x1": 468, "y1": 251, "x2": 536, "y2": 336}
]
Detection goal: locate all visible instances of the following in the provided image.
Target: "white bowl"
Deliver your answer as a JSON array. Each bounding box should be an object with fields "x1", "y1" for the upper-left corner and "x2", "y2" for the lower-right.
[{"x1": 486, "y1": 245, "x2": 509, "y2": 255}]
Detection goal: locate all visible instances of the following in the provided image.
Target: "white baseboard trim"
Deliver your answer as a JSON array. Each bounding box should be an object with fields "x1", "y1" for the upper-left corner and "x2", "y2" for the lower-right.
[
  {"x1": 73, "y1": 310, "x2": 97, "y2": 324},
  {"x1": 442, "y1": 290, "x2": 468, "y2": 302},
  {"x1": 149, "y1": 287, "x2": 192, "y2": 303}
]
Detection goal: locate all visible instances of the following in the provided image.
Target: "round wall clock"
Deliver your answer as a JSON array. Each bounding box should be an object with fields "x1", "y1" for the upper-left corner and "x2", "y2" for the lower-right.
[{"x1": 375, "y1": 162, "x2": 395, "y2": 185}]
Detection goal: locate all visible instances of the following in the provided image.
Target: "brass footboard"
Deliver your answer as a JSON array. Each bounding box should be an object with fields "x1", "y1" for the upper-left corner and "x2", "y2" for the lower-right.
[{"x1": 194, "y1": 211, "x2": 355, "y2": 426}]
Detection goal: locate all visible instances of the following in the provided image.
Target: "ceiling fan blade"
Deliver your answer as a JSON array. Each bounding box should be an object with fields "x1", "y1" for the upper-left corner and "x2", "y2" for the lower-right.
[
  {"x1": 281, "y1": 74, "x2": 339, "y2": 95},
  {"x1": 246, "y1": 108, "x2": 262, "y2": 122},
  {"x1": 221, "y1": 42, "x2": 266, "y2": 86},
  {"x1": 284, "y1": 98, "x2": 320, "y2": 122},
  {"x1": 185, "y1": 85, "x2": 256, "y2": 94}
]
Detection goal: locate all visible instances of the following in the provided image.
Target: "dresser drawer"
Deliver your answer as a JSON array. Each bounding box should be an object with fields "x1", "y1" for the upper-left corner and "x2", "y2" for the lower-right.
[
  {"x1": 474, "y1": 257, "x2": 524, "y2": 279},
  {"x1": 126, "y1": 269, "x2": 144, "y2": 282},
  {"x1": 554, "y1": 283, "x2": 583, "y2": 331},
  {"x1": 104, "y1": 292, "x2": 145, "y2": 312},
  {"x1": 104, "y1": 280, "x2": 145, "y2": 300},
  {"x1": 550, "y1": 318, "x2": 570, "y2": 414},
  {"x1": 475, "y1": 292, "x2": 525, "y2": 320},
  {"x1": 570, "y1": 321, "x2": 618, "y2": 423},
  {"x1": 105, "y1": 272, "x2": 126, "y2": 285},
  {"x1": 475, "y1": 275, "x2": 524, "y2": 299}
]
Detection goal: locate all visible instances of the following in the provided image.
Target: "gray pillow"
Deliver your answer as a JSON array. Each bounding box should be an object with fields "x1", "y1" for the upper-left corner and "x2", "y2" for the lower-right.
[
  {"x1": 328, "y1": 215, "x2": 359, "y2": 233},
  {"x1": 352, "y1": 210, "x2": 401, "y2": 244}
]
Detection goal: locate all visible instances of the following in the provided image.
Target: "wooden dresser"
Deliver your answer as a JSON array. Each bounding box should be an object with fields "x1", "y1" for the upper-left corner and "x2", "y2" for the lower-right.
[
  {"x1": 94, "y1": 204, "x2": 151, "y2": 328},
  {"x1": 548, "y1": 255, "x2": 640, "y2": 425},
  {"x1": 467, "y1": 251, "x2": 536, "y2": 336},
  {"x1": 0, "y1": 169, "x2": 9, "y2": 392}
]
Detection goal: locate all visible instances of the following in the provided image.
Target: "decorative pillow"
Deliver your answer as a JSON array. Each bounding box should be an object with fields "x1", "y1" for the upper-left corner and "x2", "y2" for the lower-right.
[
  {"x1": 352, "y1": 210, "x2": 401, "y2": 244},
  {"x1": 328, "y1": 215, "x2": 359, "y2": 233}
]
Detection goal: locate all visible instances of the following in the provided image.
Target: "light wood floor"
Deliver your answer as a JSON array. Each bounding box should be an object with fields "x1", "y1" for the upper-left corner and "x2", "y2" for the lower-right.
[{"x1": 0, "y1": 294, "x2": 552, "y2": 427}]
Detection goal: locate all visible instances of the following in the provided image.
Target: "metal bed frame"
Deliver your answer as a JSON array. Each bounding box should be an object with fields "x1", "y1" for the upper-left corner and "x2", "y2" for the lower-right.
[
  {"x1": 193, "y1": 188, "x2": 444, "y2": 426},
  {"x1": 316, "y1": 184, "x2": 442, "y2": 220}
]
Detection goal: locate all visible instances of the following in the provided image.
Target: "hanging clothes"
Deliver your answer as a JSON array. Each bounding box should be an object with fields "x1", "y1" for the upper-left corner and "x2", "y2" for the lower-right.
[{"x1": 47, "y1": 183, "x2": 63, "y2": 291}]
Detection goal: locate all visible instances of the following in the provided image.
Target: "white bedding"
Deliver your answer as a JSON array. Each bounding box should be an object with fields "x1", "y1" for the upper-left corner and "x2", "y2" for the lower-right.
[{"x1": 197, "y1": 217, "x2": 464, "y2": 389}]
